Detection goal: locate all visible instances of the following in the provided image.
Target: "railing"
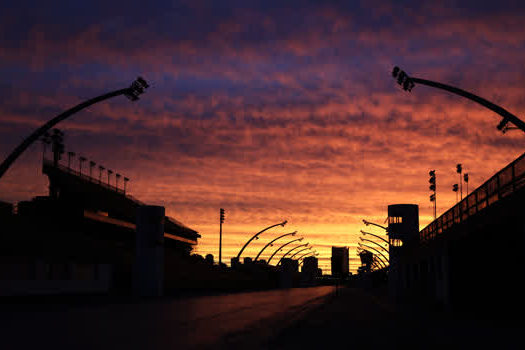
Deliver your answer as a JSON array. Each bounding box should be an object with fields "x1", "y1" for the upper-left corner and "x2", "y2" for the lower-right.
[
  {"x1": 42, "y1": 159, "x2": 144, "y2": 204},
  {"x1": 420, "y1": 152, "x2": 525, "y2": 242}
]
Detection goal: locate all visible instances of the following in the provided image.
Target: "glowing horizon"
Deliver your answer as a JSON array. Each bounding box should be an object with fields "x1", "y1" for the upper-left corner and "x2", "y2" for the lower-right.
[{"x1": 1, "y1": 1, "x2": 525, "y2": 274}]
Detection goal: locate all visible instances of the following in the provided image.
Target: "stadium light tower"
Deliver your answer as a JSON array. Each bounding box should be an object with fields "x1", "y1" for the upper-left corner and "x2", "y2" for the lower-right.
[
  {"x1": 392, "y1": 66, "x2": 525, "y2": 134},
  {"x1": 429, "y1": 170, "x2": 437, "y2": 219},
  {"x1": 0, "y1": 77, "x2": 149, "y2": 181}
]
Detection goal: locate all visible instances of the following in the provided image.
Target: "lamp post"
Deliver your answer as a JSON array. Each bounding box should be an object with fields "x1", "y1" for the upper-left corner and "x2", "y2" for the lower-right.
[
  {"x1": 254, "y1": 231, "x2": 297, "y2": 261},
  {"x1": 79, "y1": 156, "x2": 86, "y2": 175},
  {"x1": 359, "y1": 237, "x2": 389, "y2": 254},
  {"x1": 67, "y1": 151, "x2": 75, "y2": 169},
  {"x1": 267, "y1": 237, "x2": 303, "y2": 264},
  {"x1": 358, "y1": 243, "x2": 389, "y2": 267},
  {"x1": 89, "y1": 161, "x2": 96, "y2": 178},
  {"x1": 277, "y1": 243, "x2": 309, "y2": 265},
  {"x1": 0, "y1": 77, "x2": 149, "y2": 181},
  {"x1": 360, "y1": 237, "x2": 389, "y2": 265},
  {"x1": 362, "y1": 219, "x2": 388, "y2": 231},
  {"x1": 391, "y1": 66, "x2": 525, "y2": 134},
  {"x1": 289, "y1": 246, "x2": 312, "y2": 260},
  {"x1": 360, "y1": 230, "x2": 390, "y2": 245},
  {"x1": 98, "y1": 166, "x2": 105, "y2": 183},
  {"x1": 236, "y1": 220, "x2": 288, "y2": 260}
]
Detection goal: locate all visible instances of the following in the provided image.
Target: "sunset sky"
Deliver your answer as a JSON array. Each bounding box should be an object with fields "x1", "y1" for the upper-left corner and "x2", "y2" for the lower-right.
[{"x1": 1, "y1": 1, "x2": 524, "y2": 273}]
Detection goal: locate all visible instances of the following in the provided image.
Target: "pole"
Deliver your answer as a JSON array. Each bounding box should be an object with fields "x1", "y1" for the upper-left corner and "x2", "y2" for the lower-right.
[
  {"x1": 0, "y1": 78, "x2": 148, "y2": 181},
  {"x1": 254, "y1": 231, "x2": 297, "y2": 261},
  {"x1": 219, "y1": 208, "x2": 225, "y2": 265},
  {"x1": 219, "y1": 215, "x2": 223, "y2": 265},
  {"x1": 395, "y1": 69, "x2": 525, "y2": 133},
  {"x1": 236, "y1": 220, "x2": 287, "y2": 260}
]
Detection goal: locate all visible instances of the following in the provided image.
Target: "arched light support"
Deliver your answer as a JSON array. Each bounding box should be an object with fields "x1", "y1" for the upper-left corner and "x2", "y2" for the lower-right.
[
  {"x1": 267, "y1": 237, "x2": 303, "y2": 264},
  {"x1": 360, "y1": 230, "x2": 390, "y2": 245},
  {"x1": 363, "y1": 219, "x2": 388, "y2": 232},
  {"x1": 289, "y1": 247, "x2": 312, "y2": 260},
  {"x1": 360, "y1": 237, "x2": 389, "y2": 254},
  {"x1": 254, "y1": 231, "x2": 297, "y2": 261},
  {"x1": 392, "y1": 66, "x2": 525, "y2": 134},
  {"x1": 358, "y1": 243, "x2": 389, "y2": 267},
  {"x1": 236, "y1": 220, "x2": 287, "y2": 260},
  {"x1": 0, "y1": 77, "x2": 149, "y2": 181},
  {"x1": 276, "y1": 243, "x2": 309, "y2": 265}
]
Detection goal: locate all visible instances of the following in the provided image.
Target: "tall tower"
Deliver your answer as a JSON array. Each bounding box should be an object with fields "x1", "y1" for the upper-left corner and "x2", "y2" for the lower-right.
[{"x1": 387, "y1": 204, "x2": 419, "y2": 300}]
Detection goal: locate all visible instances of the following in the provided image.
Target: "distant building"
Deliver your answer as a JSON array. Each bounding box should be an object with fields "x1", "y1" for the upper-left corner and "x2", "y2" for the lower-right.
[
  {"x1": 331, "y1": 246, "x2": 349, "y2": 277},
  {"x1": 302, "y1": 256, "x2": 318, "y2": 275}
]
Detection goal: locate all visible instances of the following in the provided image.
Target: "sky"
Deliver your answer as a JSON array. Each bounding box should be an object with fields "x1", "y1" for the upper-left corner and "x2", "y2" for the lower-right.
[{"x1": 1, "y1": 0, "x2": 524, "y2": 273}]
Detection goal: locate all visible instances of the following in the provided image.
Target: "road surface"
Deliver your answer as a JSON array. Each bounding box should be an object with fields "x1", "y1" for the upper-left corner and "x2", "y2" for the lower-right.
[{"x1": 1, "y1": 286, "x2": 335, "y2": 349}]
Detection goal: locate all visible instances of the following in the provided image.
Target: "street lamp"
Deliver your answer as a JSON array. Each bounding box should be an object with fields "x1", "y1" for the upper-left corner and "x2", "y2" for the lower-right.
[
  {"x1": 289, "y1": 246, "x2": 312, "y2": 260},
  {"x1": 362, "y1": 219, "x2": 388, "y2": 231},
  {"x1": 254, "y1": 231, "x2": 297, "y2": 261},
  {"x1": 0, "y1": 77, "x2": 149, "y2": 181},
  {"x1": 360, "y1": 230, "x2": 389, "y2": 245},
  {"x1": 277, "y1": 243, "x2": 309, "y2": 265},
  {"x1": 267, "y1": 237, "x2": 303, "y2": 264},
  {"x1": 392, "y1": 66, "x2": 525, "y2": 134},
  {"x1": 236, "y1": 220, "x2": 287, "y2": 260},
  {"x1": 359, "y1": 237, "x2": 389, "y2": 254}
]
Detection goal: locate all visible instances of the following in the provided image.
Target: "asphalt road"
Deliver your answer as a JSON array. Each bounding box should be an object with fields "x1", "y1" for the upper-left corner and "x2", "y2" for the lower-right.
[{"x1": 1, "y1": 286, "x2": 336, "y2": 349}]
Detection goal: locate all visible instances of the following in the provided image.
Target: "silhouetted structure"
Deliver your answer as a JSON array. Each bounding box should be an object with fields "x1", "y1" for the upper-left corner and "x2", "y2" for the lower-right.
[
  {"x1": 387, "y1": 153, "x2": 525, "y2": 316},
  {"x1": 331, "y1": 246, "x2": 349, "y2": 277},
  {"x1": 0, "y1": 136, "x2": 201, "y2": 296}
]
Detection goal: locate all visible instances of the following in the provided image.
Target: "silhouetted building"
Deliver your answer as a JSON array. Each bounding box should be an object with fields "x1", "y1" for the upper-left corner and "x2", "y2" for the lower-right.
[
  {"x1": 387, "y1": 204, "x2": 419, "y2": 300},
  {"x1": 0, "y1": 140, "x2": 200, "y2": 296},
  {"x1": 358, "y1": 250, "x2": 374, "y2": 274},
  {"x1": 331, "y1": 246, "x2": 349, "y2": 277},
  {"x1": 302, "y1": 256, "x2": 318, "y2": 275}
]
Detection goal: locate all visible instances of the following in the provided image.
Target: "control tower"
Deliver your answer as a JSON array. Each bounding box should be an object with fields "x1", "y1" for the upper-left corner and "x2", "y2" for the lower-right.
[{"x1": 387, "y1": 204, "x2": 419, "y2": 300}]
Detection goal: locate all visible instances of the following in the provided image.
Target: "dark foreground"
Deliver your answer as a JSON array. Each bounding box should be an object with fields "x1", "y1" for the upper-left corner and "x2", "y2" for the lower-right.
[{"x1": 1, "y1": 286, "x2": 523, "y2": 349}]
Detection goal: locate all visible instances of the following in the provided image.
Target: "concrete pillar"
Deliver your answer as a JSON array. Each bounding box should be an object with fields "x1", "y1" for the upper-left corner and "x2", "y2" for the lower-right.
[{"x1": 134, "y1": 205, "x2": 165, "y2": 297}]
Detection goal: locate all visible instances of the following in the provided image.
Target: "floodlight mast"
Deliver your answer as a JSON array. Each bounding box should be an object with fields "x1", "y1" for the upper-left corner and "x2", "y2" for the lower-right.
[
  {"x1": 392, "y1": 66, "x2": 525, "y2": 134},
  {"x1": 0, "y1": 77, "x2": 149, "y2": 181}
]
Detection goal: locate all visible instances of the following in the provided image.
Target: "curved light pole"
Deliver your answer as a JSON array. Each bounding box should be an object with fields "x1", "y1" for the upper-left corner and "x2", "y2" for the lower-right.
[
  {"x1": 267, "y1": 237, "x2": 302, "y2": 264},
  {"x1": 254, "y1": 231, "x2": 297, "y2": 261},
  {"x1": 358, "y1": 243, "x2": 389, "y2": 267},
  {"x1": 236, "y1": 220, "x2": 287, "y2": 260},
  {"x1": 0, "y1": 77, "x2": 149, "y2": 181},
  {"x1": 277, "y1": 243, "x2": 309, "y2": 265},
  {"x1": 289, "y1": 246, "x2": 312, "y2": 260},
  {"x1": 360, "y1": 237, "x2": 389, "y2": 254},
  {"x1": 363, "y1": 220, "x2": 388, "y2": 232},
  {"x1": 360, "y1": 230, "x2": 390, "y2": 245},
  {"x1": 392, "y1": 66, "x2": 525, "y2": 134}
]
